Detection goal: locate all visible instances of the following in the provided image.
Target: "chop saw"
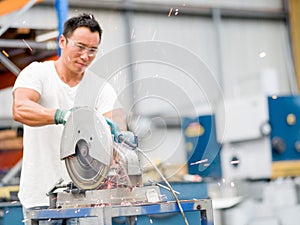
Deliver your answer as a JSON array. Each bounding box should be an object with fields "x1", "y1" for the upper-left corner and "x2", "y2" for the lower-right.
[
  {"x1": 49, "y1": 107, "x2": 162, "y2": 208},
  {"x1": 30, "y1": 107, "x2": 214, "y2": 225}
]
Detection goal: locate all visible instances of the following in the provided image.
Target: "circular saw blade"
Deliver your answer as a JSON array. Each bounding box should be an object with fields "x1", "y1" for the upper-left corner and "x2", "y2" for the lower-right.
[{"x1": 61, "y1": 107, "x2": 113, "y2": 190}]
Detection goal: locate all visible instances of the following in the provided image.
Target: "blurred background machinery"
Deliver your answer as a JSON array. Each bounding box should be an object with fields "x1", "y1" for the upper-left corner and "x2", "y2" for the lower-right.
[
  {"x1": 217, "y1": 95, "x2": 300, "y2": 180},
  {"x1": 214, "y1": 94, "x2": 300, "y2": 225},
  {"x1": 181, "y1": 94, "x2": 300, "y2": 225}
]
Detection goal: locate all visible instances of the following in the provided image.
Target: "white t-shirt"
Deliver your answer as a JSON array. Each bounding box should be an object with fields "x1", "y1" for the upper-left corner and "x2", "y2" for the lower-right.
[{"x1": 12, "y1": 61, "x2": 120, "y2": 208}]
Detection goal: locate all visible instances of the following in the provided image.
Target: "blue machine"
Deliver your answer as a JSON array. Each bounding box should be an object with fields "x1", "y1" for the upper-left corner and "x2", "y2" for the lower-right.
[
  {"x1": 217, "y1": 95, "x2": 300, "y2": 180},
  {"x1": 268, "y1": 95, "x2": 300, "y2": 177},
  {"x1": 182, "y1": 115, "x2": 222, "y2": 179},
  {"x1": 0, "y1": 203, "x2": 23, "y2": 225}
]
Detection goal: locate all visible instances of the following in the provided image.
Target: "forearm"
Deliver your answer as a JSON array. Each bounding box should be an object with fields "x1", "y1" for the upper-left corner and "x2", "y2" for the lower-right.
[{"x1": 13, "y1": 99, "x2": 56, "y2": 126}]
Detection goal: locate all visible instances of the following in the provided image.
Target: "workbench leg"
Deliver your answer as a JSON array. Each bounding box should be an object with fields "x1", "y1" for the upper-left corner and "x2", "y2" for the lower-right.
[
  {"x1": 127, "y1": 216, "x2": 137, "y2": 225},
  {"x1": 31, "y1": 220, "x2": 39, "y2": 225},
  {"x1": 102, "y1": 208, "x2": 112, "y2": 225},
  {"x1": 201, "y1": 210, "x2": 208, "y2": 225}
]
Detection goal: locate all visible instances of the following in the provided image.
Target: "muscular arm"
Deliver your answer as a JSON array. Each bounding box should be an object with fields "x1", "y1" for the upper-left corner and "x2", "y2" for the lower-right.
[
  {"x1": 13, "y1": 87, "x2": 127, "y2": 128},
  {"x1": 12, "y1": 88, "x2": 56, "y2": 126}
]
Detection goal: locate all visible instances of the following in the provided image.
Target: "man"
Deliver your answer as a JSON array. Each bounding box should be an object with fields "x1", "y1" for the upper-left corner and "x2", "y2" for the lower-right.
[{"x1": 12, "y1": 13, "x2": 125, "y2": 225}]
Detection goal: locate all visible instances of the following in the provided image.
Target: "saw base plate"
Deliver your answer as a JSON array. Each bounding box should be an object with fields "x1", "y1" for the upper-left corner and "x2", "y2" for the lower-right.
[{"x1": 56, "y1": 186, "x2": 162, "y2": 208}]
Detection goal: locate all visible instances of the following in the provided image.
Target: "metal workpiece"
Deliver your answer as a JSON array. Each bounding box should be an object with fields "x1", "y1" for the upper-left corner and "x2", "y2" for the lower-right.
[
  {"x1": 29, "y1": 199, "x2": 213, "y2": 225},
  {"x1": 56, "y1": 186, "x2": 162, "y2": 208}
]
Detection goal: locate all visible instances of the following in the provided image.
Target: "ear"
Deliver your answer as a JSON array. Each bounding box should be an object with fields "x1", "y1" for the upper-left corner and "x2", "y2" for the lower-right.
[{"x1": 58, "y1": 35, "x2": 66, "y2": 49}]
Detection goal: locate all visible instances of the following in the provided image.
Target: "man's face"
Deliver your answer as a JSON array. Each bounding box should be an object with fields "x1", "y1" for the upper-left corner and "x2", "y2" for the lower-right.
[{"x1": 61, "y1": 27, "x2": 100, "y2": 74}]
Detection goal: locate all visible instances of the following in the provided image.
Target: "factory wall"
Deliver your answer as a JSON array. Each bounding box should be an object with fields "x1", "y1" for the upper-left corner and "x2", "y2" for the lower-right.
[{"x1": 0, "y1": 0, "x2": 295, "y2": 172}]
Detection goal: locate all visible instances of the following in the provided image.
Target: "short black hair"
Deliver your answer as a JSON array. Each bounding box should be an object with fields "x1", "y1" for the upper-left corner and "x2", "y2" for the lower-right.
[{"x1": 63, "y1": 13, "x2": 102, "y2": 41}]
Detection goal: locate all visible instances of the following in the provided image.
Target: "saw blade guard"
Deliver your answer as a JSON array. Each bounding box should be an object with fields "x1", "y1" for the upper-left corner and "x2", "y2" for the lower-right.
[{"x1": 60, "y1": 107, "x2": 113, "y2": 189}]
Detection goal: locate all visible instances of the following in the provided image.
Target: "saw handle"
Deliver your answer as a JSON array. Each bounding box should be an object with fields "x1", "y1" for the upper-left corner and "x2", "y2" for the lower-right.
[{"x1": 105, "y1": 118, "x2": 137, "y2": 148}]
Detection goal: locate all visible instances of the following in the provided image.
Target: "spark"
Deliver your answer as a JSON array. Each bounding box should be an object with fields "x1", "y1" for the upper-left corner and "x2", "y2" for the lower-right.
[
  {"x1": 168, "y1": 8, "x2": 173, "y2": 17},
  {"x1": 131, "y1": 28, "x2": 135, "y2": 40},
  {"x1": 149, "y1": 217, "x2": 153, "y2": 224},
  {"x1": 22, "y1": 39, "x2": 32, "y2": 51},
  {"x1": 230, "y1": 181, "x2": 235, "y2": 187},
  {"x1": 152, "y1": 30, "x2": 157, "y2": 40},
  {"x1": 259, "y1": 51, "x2": 267, "y2": 58},
  {"x1": 1, "y1": 50, "x2": 9, "y2": 57},
  {"x1": 190, "y1": 158, "x2": 208, "y2": 165},
  {"x1": 168, "y1": 8, "x2": 179, "y2": 16},
  {"x1": 230, "y1": 160, "x2": 240, "y2": 165}
]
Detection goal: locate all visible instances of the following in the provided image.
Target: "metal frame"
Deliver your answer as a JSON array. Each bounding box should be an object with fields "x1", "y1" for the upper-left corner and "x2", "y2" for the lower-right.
[
  {"x1": 29, "y1": 199, "x2": 213, "y2": 225},
  {"x1": 41, "y1": 0, "x2": 287, "y2": 20},
  {"x1": 0, "y1": 0, "x2": 39, "y2": 76}
]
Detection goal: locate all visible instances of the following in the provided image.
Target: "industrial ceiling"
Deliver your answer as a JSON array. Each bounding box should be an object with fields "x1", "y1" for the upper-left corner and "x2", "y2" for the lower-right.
[{"x1": 0, "y1": 0, "x2": 61, "y2": 89}]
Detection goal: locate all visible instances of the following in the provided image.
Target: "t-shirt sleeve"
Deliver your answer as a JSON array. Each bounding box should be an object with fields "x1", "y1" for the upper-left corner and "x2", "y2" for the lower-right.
[{"x1": 12, "y1": 62, "x2": 43, "y2": 94}]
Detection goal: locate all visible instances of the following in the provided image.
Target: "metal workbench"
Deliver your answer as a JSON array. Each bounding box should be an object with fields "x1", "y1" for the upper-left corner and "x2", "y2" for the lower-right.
[{"x1": 28, "y1": 199, "x2": 213, "y2": 225}]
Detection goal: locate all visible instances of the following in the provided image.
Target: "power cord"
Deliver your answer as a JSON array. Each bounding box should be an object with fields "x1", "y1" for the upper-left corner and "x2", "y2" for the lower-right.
[{"x1": 136, "y1": 147, "x2": 189, "y2": 225}]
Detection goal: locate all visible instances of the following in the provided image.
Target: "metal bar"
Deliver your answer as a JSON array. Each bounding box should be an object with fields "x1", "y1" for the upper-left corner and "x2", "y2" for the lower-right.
[
  {"x1": 41, "y1": 1, "x2": 287, "y2": 20},
  {"x1": 0, "y1": 0, "x2": 39, "y2": 76},
  {"x1": 0, "y1": 0, "x2": 39, "y2": 37},
  {"x1": 29, "y1": 199, "x2": 213, "y2": 224},
  {"x1": 0, "y1": 159, "x2": 22, "y2": 186},
  {"x1": 103, "y1": 207, "x2": 112, "y2": 225},
  {"x1": 212, "y1": 8, "x2": 224, "y2": 90},
  {"x1": 282, "y1": 22, "x2": 298, "y2": 94},
  {"x1": 123, "y1": 0, "x2": 135, "y2": 109},
  {"x1": 198, "y1": 199, "x2": 214, "y2": 224},
  {"x1": 0, "y1": 52, "x2": 20, "y2": 75},
  {"x1": 0, "y1": 39, "x2": 57, "y2": 49},
  {"x1": 286, "y1": 0, "x2": 300, "y2": 92}
]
